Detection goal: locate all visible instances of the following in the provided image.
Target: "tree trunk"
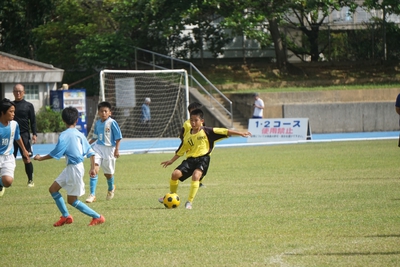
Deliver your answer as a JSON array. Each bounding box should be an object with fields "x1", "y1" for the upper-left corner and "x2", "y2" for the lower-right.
[
  {"x1": 268, "y1": 17, "x2": 287, "y2": 73},
  {"x1": 308, "y1": 25, "x2": 320, "y2": 62}
]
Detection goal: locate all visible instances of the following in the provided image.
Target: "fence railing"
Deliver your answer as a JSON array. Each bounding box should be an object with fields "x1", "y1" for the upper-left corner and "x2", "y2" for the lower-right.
[{"x1": 133, "y1": 47, "x2": 233, "y2": 127}]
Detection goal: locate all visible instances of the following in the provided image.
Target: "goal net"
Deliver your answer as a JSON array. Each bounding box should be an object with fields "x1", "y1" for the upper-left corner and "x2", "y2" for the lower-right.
[{"x1": 93, "y1": 69, "x2": 189, "y2": 152}]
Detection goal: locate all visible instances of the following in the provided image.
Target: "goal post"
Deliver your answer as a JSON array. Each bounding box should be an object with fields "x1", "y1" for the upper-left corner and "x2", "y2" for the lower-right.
[{"x1": 95, "y1": 69, "x2": 189, "y2": 142}]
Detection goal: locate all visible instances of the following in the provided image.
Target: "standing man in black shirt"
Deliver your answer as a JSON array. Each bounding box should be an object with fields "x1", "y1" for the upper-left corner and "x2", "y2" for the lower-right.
[{"x1": 13, "y1": 84, "x2": 37, "y2": 187}]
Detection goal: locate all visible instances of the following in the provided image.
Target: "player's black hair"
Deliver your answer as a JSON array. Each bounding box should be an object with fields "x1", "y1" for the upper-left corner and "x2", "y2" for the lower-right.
[
  {"x1": 188, "y1": 102, "x2": 202, "y2": 112},
  {"x1": 0, "y1": 98, "x2": 15, "y2": 115},
  {"x1": 98, "y1": 101, "x2": 112, "y2": 111},
  {"x1": 190, "y1": 108, "x2": 204, "y2": 119},
  {"x1": 62, "y1": 106, "x2": 79, "y2": 125}
]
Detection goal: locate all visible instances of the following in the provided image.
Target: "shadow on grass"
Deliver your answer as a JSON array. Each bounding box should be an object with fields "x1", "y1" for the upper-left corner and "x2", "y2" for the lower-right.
[
  {"x1": 286, "y1": 251, "x2": 400, "y2": 256},
  {"x1": 365, "y1": 234, "x2": 400, "y2": 238},
  {"x1": 321, "y1": 177, "x2": 398, "y2": 181}
]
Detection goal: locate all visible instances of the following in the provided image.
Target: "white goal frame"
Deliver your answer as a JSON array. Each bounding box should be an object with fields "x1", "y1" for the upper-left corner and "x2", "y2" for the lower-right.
[
  {"x1": 96, "y1": 69, "x2": 190, "y2": 144},
  {"x1": 100, "y1": 69, "x2": 189, "y2": 106}
]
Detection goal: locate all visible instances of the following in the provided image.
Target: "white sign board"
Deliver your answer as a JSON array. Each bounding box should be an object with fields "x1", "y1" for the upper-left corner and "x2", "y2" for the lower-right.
[
  {"x1": 248, "y1": 118, "x2": 311, "y2": 142},
  {"x1": 115, "y1": 77, "x2": 136, "y2": 108}
]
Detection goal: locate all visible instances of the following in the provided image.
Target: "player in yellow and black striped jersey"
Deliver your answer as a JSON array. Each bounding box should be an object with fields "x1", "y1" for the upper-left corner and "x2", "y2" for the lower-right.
[
  {"x1": 179, "y1": 102, "x2": 209, "y2": 187},
  {"x1": 179, "y1": 102, "x2": 203, "y2": 140},
  {"x1": 160, "y1": 108, "x2": 251, "y2": 209}
]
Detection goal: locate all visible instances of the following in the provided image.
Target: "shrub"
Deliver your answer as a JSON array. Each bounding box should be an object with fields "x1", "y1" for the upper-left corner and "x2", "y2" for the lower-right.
[{"x1": 36, "y1": 106, "x2": 65, "y2": 133}]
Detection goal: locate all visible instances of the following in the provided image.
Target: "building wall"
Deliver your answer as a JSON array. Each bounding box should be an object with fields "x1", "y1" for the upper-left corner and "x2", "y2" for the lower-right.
[
  {"x1": 3, "y1": 82, "x2": 58, "y2": 112},
  {"x1": 227, "y1": 89, "x2": 400, "y2": 133}
]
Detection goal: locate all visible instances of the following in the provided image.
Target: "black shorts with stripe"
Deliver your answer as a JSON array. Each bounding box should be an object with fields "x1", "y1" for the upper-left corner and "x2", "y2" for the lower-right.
[{"x1": 177, "y1": 155, "x2": 210, "y2": 182}]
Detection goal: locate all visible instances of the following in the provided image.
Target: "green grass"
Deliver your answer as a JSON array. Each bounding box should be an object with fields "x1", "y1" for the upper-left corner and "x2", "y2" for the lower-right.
[{"x1": 1, "y1": 140, "x2": 400, "y2": 266}]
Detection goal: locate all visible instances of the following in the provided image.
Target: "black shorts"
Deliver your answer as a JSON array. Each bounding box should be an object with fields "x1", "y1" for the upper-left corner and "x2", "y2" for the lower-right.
[
  {"x1": 13, "y1": 132, "x2": 33, "y2": 158},
  {"x1": 177, "y1": 155, "x2": 210, "y2": 182}
]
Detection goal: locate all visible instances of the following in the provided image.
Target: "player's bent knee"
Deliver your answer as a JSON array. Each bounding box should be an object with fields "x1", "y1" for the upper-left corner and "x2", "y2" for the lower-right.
[
  {"x1": 191, "y1": 170, "x2": 203, "y2": 181},
  {"x1": 1, "y1": 176, "x2": 14, "y2": 187},
  {"x1": 171, "y1": 170, "x2": 182, "y2": 179},
  {"x1": 49, "y1": 182, "x2": 61, "y2": 194}
]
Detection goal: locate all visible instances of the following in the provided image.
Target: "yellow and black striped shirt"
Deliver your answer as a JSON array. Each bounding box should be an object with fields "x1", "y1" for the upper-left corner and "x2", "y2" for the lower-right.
[
  {"x1": 179, "y1": 119, "x2": 192, "y2": 140},
  {"x1": 176, "y1": 127, "x2": 229, "y2": 158}
]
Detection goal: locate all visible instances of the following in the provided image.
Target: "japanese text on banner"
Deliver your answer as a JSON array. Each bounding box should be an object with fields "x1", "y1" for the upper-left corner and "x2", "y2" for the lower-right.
[{"x1": 247, "y1": 118, "x2": 310, "y2": 142}]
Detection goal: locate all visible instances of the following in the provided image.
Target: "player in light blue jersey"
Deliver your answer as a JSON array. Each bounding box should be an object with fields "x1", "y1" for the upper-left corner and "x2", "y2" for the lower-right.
[
  {"x1": 85, "y1": 101, "x2": 122, "y2": 203},
  {"x1": 0, "y1": 98, "x2": 30, "y2": 197},
  {"x1": 34, "y1": 107, "x2": 105, "y2": 227}
]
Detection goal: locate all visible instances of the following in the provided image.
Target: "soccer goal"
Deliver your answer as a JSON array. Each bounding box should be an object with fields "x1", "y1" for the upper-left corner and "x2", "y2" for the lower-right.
[{"x1": 96, "y1": 69, "x2": 189, "y2": 144}]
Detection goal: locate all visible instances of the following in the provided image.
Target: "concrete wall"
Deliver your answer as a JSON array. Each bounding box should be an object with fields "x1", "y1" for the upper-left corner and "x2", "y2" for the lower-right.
[
  {"x1": 226, "y1": 88, "x2": 400, "y2": 133},
  {"x1": 284, "y1": 102, "x2": 398, "y2": 133}
]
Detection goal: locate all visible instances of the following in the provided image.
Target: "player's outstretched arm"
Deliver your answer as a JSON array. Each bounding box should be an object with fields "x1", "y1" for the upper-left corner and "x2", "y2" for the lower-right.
[
  {"x1": 34, "y1": 154, "x2": 53, "y2": 161},
  {"x1": 227, "y1": 129, "x2": 251, "y2": 137},
  {"x1": 161, "y1": 154, "x2": 180, "y2": 168}
]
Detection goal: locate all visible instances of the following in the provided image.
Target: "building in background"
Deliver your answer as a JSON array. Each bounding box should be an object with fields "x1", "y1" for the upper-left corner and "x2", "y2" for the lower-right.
[{"x1": 0, "y1": 51, "x2": 64, "y2": 112}]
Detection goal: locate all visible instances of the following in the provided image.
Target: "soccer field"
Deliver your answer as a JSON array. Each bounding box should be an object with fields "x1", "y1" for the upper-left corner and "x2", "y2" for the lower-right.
[{"x1": 1, "y1": 139, "x2": 399, "y2": 266}]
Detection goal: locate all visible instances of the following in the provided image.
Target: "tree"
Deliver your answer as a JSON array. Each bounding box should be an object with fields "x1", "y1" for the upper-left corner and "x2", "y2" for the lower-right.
[
  {"x1": 33, "y1": 0, "x2": 128, "y2": 70},
  {"x1": 363, "y1": 0, "x2": 400, "y2": 60},
  {"x1": 250, "y1": 0, "x2": 291, "y2": 73},
  {"x1": 182, "y1": 2, "x2": 232, "y2": 61},
  {"x1": 363, "y1": 0, "x2": 400, "y2": 14},
  {"x1": 281, "y1": 0, "x2": 359, "y2": 62},
  {"x1": 217, "y1": 0, "x2": 287, "y2": 70},
  {"x1": 215, "y1": 1, "x2": 262, "y2": 64},
  {"x1": 0, "y1": 0, "x2": 58, "y2": 59}
]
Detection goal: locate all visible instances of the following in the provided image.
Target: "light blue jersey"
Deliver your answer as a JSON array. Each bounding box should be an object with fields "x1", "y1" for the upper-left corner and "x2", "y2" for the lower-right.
[
  {"x1": 92, "y1": 117, "x2": 122, "y2": 147},
  {"x1": 49, "y1": 128, "x2": 94, "y2": 165},
  {"x1": 0, "y1": 120, "x2": 20, "y2": 155}
]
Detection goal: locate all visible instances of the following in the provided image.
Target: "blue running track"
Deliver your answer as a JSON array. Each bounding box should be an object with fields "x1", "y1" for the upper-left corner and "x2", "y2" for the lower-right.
[{"x1": 27, "y1": 131, "x2": 398, "y2": 157}]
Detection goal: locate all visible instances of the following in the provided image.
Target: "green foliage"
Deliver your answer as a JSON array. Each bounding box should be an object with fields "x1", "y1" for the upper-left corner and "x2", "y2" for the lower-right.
[
  {"x1": 32, "y1": 0, "x2": 118, "y2": 70},
  {"x1": 1, "y1": 140, "x2": 400, "y2": 266},
  {"x1": 384, "y1": 22, "x2": 400, "y2": 60},
  {"x1": 283, "y1": 1, "x2": 352, "y2": 61},
  {"x1": 364, "y1": 0, "x2": 400, "y2": 14},
  {"x1": 2, "y1": 0, "x2": 400, "y2": 81},
  {"x1": 329, "y1": 32, "x2": 351, "y2": 61},
  {"x1": 76, "y1": 32, "x2": 135, "y2": 69},
  {"x1": 35, "y1": 106, "x2": 65, "y2": 133},
  {"x1": 322, "y1": 21, "x2": 400, "y2": 61},
  {"x1": 0, "y1": 0, "x2": 58, "y2": 58}
]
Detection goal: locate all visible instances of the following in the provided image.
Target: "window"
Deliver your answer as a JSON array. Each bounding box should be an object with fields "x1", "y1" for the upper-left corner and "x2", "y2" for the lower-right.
[{"x1": 24, "y1": 84, "x2": 39, "y2": 100}]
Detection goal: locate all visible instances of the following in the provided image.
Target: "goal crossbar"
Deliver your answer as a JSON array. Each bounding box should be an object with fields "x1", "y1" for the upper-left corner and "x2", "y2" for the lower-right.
[{"x1": 96, "y1": 69, "x2": 190, "y2": 144}]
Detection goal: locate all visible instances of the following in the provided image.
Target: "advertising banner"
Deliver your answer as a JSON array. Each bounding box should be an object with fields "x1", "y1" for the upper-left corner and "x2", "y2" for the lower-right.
[{"x1": 248, "y1": 118, "x2": 311, "y2": 142}]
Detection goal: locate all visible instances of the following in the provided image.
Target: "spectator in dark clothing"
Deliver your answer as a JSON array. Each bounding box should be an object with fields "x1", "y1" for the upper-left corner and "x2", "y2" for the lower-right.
[{"x1": 12, "y1": 84, "x2": 37, "y2": 187}]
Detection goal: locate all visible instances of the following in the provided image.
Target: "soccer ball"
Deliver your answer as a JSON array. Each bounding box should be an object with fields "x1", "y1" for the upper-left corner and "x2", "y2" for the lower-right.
[{"x1": 163, "y1": 193, "x2": 180, "y2": 209}]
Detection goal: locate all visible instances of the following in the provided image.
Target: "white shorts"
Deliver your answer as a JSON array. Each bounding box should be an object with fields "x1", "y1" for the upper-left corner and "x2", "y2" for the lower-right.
[
  {"x1": 55, "y1": 163, "x2": 85, "y2": 197},
  {"x1": 92, "y1": 143, "x2": 116, "y2": 175},
  {"x1": 0, "y1": 154, "x2": 16, "y2": 178}
]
